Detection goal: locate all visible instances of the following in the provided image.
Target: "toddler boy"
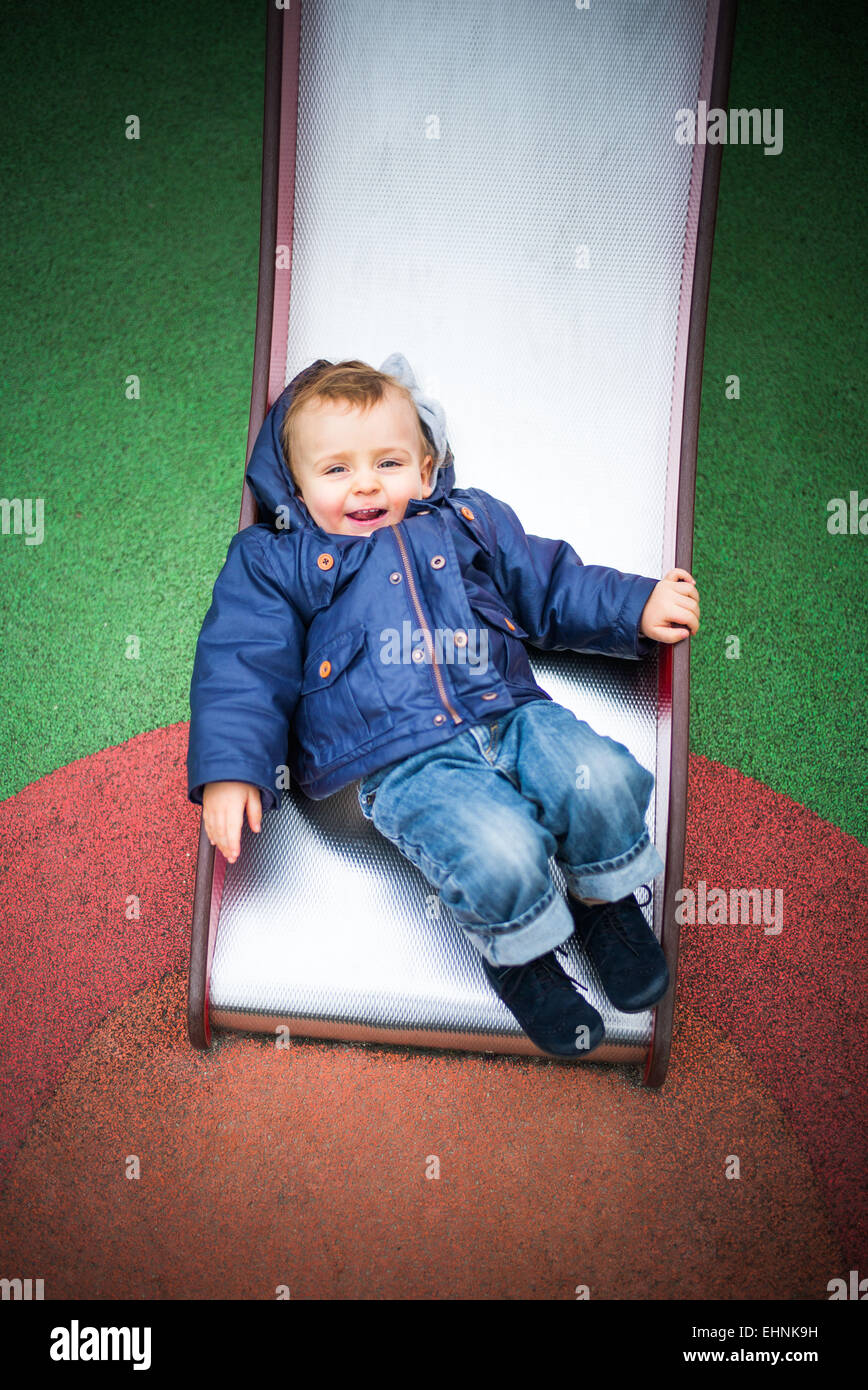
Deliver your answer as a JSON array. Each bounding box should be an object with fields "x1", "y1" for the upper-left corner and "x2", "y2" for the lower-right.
[{"x1": 188, "y1": 354, "x2": 700, "y2": 1057}]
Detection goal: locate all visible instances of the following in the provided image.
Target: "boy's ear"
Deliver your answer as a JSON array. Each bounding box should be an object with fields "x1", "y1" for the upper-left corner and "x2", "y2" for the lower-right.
[{"x1": 420, "y1": 454, "x2": 434, "y2": 497}]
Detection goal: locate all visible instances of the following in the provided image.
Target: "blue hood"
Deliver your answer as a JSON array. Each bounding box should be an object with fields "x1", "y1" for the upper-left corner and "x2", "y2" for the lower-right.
[{"x1": 244, "y1": 359, "x2": 457, "y2": 537}]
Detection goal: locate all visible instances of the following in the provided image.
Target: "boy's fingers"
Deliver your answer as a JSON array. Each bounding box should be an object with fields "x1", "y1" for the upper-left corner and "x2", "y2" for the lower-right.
[
  {"x1": 673, "y1": 596, "x2": 700, "y2": 618},
  {"x1": 206, "y1": 831, "x2": 237, "y2": 862},
  {"x1": 671, "y1": 610, "x2": 699, "y2": 633},
  {"x1": 212, "y1": 813, "x2": 240, "y2": 862},
  {"x1": 202, "y1": 786, "x2": 255, "y2": 862},
  {"x1": 668, "y1": 600, "x2": 699, "y2": 625}
]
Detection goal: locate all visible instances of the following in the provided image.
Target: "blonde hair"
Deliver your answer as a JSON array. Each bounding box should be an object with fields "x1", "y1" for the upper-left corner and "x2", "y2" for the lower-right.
[{"x1": 280, "y1": 359, "x2": 434, "y2": 486}]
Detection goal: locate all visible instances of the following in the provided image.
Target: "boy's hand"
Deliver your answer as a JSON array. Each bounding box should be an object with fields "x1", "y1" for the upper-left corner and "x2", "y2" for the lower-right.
[
  {"x1": 640, "y1": 569, "x2": 700, "y2": 644},
  {"x1": 202, "y1": 781, "x2": 262, "y2": 864}
]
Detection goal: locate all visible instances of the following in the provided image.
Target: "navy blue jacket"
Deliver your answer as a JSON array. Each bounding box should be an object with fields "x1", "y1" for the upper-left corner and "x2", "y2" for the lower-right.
[{"x1": 187, "y1": 361, "x2": 659, "y2": 808}]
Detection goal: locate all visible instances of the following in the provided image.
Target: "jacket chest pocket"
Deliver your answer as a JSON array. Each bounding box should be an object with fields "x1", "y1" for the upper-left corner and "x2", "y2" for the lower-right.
[
  {"x1": 469, "y1": 602, "x2": 533, "y2": 686},
  {"x1": 295, "y1": 624, "x2": 395, "y2": 769}
]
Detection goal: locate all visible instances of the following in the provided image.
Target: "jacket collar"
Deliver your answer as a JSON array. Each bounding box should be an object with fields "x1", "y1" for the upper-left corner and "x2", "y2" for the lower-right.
[{"x1": 245, "y1": 359, "x2": 457, "y2": 537}]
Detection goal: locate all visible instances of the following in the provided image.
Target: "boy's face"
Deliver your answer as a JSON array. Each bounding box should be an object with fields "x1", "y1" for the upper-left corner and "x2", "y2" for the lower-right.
[{"x1": 290, "y1": 389, "x2": 434, "y2": 536}]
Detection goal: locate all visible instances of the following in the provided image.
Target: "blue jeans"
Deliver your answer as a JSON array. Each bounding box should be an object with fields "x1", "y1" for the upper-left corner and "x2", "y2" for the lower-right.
[{"x1": 357, "y1": 698, "x2": 664, "y2": 966}]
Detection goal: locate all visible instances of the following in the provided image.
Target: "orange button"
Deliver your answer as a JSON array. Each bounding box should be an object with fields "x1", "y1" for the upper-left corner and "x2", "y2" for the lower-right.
[
  {"x1": 505, "y1": 618, "x2": 516, "y2": 631},
  {"x1": 317, "y1": 553, "x2": 334, "y2": 570},
  {"x1": 460, "y1": 506, "x2": 475, "y2": 520},
  {"x1": 319, "y1": 660, "x2": 331, "y2": 679}
]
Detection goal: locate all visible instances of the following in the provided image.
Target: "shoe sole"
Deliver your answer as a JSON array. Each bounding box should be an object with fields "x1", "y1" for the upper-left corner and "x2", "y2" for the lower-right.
[{"x1": 604, "y1": 968, "x2": 671, "y2": 1013}]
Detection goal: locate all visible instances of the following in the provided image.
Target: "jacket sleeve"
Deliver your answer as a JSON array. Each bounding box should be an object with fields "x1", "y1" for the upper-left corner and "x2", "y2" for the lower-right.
[
  {"x1": 476, "y1": 491, "x2": 658, "y2": 660},
  {"x1": 187, "y1": 528, "x2": 305, "y2": 812}
]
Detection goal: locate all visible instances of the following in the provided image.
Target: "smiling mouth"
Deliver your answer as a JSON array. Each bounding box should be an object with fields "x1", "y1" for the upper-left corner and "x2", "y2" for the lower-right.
[{"x1": 346, "y1": 508, "x2": 387, "y2": 521}]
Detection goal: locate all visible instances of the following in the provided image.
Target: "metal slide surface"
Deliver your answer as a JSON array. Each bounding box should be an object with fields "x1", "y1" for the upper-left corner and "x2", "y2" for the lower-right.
[{"x1": 190, "y1": 0, "x2": 732, "y2": 1078}]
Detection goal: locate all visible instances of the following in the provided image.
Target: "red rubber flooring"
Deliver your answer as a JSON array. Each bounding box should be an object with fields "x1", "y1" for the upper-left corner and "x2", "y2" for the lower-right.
[{"x1": 0, "y1": 726, "x2": 864, "y2": 1298}]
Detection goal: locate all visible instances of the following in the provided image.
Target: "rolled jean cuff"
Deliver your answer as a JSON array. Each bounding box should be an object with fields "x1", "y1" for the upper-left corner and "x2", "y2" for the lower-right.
[
  {"x1": 561, "y1": 829, "x2": 665, "y2": 902},
  {"x1": 461, "y1": 883, "x2": 576, "y2": 968}
]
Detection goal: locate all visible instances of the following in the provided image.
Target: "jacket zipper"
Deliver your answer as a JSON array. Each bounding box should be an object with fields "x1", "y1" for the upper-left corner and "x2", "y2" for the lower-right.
[{"x1": 391, "y1": 524, "x2": 463, "y2": 725}]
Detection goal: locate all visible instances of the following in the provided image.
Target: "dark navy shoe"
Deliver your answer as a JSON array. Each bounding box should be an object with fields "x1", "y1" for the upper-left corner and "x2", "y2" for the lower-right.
[
  {"x1": 481, "y1": 949, "x2": 605, "y2": 1057},
  {"x1": 567, "y1": 887, "x2": 669, "y2": 1013}
]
